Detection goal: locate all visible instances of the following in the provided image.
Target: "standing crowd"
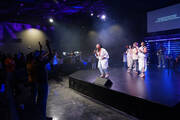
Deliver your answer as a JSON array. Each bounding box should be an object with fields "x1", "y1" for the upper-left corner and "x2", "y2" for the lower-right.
[{"x1": 0, "y1": 40, "x2": 53, "y2": 120}]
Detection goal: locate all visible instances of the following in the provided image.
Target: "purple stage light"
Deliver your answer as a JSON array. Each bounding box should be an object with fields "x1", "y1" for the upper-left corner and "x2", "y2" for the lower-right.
[
  {"x1": 11, "y1": 23, "x2": 23, "y2": 31},
  {"x1": 62, "y1": 9, "x2": 79, "y2": 13},
  {"x1": 91, "y1": 13, "x2": 94, "y2": 16},
  {"x1": 5, "y1": 24, "x2": 17, "y2": 39},
  {"x1": 72, "y1": 6, "x2": 84, "y2": 9},
  {"x1": 36, "y1": 25, "x2": 41, "y2": 29},
  {"x1": 24, "y1": 24, "x2": 32, "y2": 29}
]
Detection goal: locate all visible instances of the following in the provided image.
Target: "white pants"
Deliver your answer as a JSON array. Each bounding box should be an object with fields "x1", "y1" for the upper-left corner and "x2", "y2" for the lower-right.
[
  {"x1": 98, "y1": 62, "x2": 108, "y2": 75},
  {"x1": 139, "y1": 57, "x2": 147, "y2": 73},
  {"x1": 127, "y1": 56, "x2": 133, "y2": 68}
]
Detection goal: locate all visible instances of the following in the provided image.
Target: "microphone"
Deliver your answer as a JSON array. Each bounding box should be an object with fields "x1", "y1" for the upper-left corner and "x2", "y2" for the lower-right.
[{"x1": 94, "y1": 48, "x2": 98, "y2": 55}]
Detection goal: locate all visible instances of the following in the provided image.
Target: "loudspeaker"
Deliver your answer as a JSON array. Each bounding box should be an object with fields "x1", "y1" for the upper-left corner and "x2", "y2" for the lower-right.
[{"x1": 94, "y1": 77, "x2": 113, "y2": 88}]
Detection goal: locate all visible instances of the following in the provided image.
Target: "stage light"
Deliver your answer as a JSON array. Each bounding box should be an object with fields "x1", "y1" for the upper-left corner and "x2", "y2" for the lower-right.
[
  {"x1": 49, "y1": 18, "x2": 54, "y2": 23},
  {"x1": 91, "y1": 13, "x2": 94, "y2": 16},
  {"x1": 101, "y1": 14, "x2": 106, "y2": 20},
  {"x1": 63, "y1": 52, "x2": 66, "y2": 56}
]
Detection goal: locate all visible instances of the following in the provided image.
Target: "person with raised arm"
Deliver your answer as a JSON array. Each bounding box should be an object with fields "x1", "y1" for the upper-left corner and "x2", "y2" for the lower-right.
[{"x1": 31, "y1": 40, "x2": 53, "y2": 120}]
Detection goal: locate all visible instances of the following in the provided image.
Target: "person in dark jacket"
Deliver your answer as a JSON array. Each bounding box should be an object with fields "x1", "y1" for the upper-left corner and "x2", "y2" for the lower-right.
[{"x1": 31, "y1": 40, "x2": 52, "y2": 120}]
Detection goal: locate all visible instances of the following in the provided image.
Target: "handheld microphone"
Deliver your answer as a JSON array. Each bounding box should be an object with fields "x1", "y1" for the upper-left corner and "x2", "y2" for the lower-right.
[
  {"x1": 94, "y1": 49, "x2": 96, "y2": 53},
  {"x1": 94, "y1": 48, "x2": 98, "y2": 55}
]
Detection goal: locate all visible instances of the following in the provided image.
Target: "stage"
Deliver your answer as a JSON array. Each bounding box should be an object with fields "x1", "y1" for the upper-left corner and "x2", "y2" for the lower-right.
[{"x1": 69, "y1": 67, "x2": 180, "y2": 119}]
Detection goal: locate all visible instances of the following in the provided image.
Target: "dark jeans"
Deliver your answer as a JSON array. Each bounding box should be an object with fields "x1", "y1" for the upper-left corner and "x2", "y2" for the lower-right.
[
  {"x1": 158, "y1": 55, "x2": 165, "y2": 66},
  {"x1": 0, "y1": 69, "x2": 5, "y2": 84},
  {"x1": 123, "y1": 62, "x2": 127, "y2": 68},
  {"x1": 32, "y1": 82, "x2": 48, "y2": 120},
  {"x1": 6, "y1": 72, "x2": 14, "y2": 91}
]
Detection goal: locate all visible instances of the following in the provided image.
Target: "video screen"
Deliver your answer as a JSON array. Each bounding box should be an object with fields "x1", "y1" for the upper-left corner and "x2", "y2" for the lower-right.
[{"x1": 147, "y1": 4, "x2": 180, "y2": 33}]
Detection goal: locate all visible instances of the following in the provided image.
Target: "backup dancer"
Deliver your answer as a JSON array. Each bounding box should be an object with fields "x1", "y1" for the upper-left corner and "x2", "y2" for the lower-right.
[
  {"x1": 126, "y1": 45, "x2": 133, "y2": 70},
  {"x1": 138, "y1": 42, "x2": 147, "y2": 78},
  {"x1": 128, "y1": 42, "x2": 139, "y2": 74}
]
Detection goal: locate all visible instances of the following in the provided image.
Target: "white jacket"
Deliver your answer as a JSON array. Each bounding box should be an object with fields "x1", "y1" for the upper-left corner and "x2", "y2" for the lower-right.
[{"x1": 95, "y1": 48, "x2": 109, "y2": 69}]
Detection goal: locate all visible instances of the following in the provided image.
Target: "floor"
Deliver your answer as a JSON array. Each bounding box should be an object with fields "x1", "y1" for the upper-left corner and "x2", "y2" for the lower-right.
[
  {"x1": 4, "y1": 66, "x2": 180, "y2": 120},
  {"x1": 46, "y1": 77, "x2": 138, "y2": 120},
  {"x1": 70, "y1": 67, "x2": 180, "y2": 107},
  {"x1": 8, "y1": 75, "x2": 138, "y2": 120}
]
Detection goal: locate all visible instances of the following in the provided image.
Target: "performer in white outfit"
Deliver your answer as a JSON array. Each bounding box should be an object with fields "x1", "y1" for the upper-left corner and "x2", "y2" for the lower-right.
[
  {"x1": 94, "y1": 44, "x2": 109, "y2": 78},
  {"x1": 126, "y1": 45, "x2": 133, "y2": 69},
  {"x1": 138, "y1": 42, "x2": 147, "y2": 78},
  {"x1": 128, "y1": 42, "x2": 139, "y2": 74}
]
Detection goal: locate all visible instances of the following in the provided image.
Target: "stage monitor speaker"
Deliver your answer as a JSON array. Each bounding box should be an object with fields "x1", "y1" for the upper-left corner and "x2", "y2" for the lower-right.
[{"x1": 94, "y1": 77, "x2": 113, "y2": 88}]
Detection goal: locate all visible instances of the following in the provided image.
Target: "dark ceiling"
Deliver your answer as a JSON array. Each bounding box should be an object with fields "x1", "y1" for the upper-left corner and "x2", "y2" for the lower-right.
[
  {"x1": 0, "y1": 0, "x2": 105, "y2": 23},
  {"x1": 0, "y1": 0, "x2": 179, "y2": 24},
  {"x1": 105, "y1": 0, "x2": 180, "y2": 12}
]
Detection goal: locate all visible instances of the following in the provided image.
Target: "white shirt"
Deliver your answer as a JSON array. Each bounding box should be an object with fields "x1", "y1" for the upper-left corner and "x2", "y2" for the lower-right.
[
  {"x1": 138, "y1": 46, "x2": 147, "y2": 58},
  {"x1": 132, "y1": 47, "x2": 139, "y2": 60},
  {"x1": 127, "y1": 49, "x2": 132, "y2": 58}
]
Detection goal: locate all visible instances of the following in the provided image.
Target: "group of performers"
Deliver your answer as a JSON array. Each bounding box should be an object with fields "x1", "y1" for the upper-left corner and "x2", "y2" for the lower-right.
[
  {"x1": 126, "y1": 42, "x2": 147, "y2": 78},
  {"x1": 94, "y1": 42, "x2": 147, "y2": 79}
]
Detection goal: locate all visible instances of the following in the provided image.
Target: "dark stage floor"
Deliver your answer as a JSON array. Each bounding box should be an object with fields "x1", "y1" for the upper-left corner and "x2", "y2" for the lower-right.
[{"x1": 70, "y1": 67, "x2": 180, "y2": 107}]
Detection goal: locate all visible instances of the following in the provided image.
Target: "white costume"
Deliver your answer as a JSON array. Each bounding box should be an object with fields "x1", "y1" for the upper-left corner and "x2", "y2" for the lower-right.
[
  {"x1": 138, "y1": 46, "x2": 147, "y2": 72},
  {"x1": 126, "y1": 49, "x2": 133, "y2": 68},
  {"x1": 132, "y1": 47, "x2": 139, "y2": 60},
  {"x1": 129, "y1": 47, "x2": 139, "y2": 72},
  {"x1": 96, "y1": 48, "x2": 109, "y2": 70}
]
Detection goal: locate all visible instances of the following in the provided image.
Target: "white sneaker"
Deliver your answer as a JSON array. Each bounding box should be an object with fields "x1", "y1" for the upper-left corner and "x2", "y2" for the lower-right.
[
  {"x1": 100, "y1": 75, "x2": 104, "y2": 78},
  {"x1": 140, "y1": 74, "x2": 145, "y2": 78},
  {"x1": 139, "y1": 73, "x2": 142, "y2": 77},
  {"x1": 105, "y1": 74, "x2": 109, "y2": 79}
]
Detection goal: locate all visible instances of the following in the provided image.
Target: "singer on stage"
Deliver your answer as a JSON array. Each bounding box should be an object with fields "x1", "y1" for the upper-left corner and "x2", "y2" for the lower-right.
[{"x1": 94, "y1": 44, "x2": 109, "y2": 78}]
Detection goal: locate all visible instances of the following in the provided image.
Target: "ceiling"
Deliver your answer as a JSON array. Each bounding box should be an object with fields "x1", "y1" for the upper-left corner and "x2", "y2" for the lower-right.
[
  {"x1": 105, "y1": 0, "x2": 180, "y2": 12},
  {"x1": 0, "y1": 0, "x2": 179, "y2": 23},
  {"x1": 0, "y1": 0, "x2": 105, "y2": 23}
]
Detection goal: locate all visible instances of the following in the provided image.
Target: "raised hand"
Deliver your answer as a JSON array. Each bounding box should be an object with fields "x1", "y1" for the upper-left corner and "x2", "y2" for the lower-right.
[
  {"x1": 39, "y1": 41, "x2": 42, "y2": 49},
  {"x1": 46, "y1": 40, "x2": 50, "y2": 48},
  {"x1": 46, "y1": 40, "x2": 52, "y2": 57}
]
